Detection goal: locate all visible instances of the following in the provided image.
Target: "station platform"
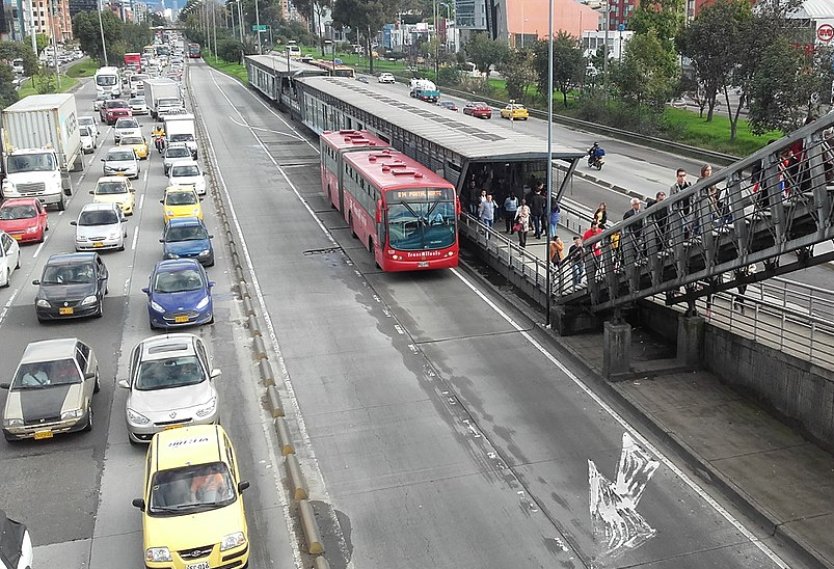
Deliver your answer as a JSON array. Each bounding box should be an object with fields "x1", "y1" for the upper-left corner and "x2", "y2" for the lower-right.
[{"x1": 467, "y1": 221, "x2": 834, "y2": 569}]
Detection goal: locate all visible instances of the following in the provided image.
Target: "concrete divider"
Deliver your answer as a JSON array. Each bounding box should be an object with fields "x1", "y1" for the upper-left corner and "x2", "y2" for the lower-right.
[
  {"x1": 228, "y1": 240, "x2": 237, "y2": 256},
  {"x1": 285, "y1": 454, "x2": 308, "y2": 500},
  {"x1": 241, "y1": 296, "x2": 255, "y2": 316},
  {"x1": 259, "y1": 359, "x2": 275, "y2": 385},
  {"x1": 314, "y1": 557, "x2": 330, "y2": 569},
  {"x1": 274, "y1": 418, "x2": 295, "y2": 455},
  {"x1": 235, "y1": 266, "x2": 246, "y2": 283},
  {"x1": 252, "y1": 335, "x2": 267, "y2": 360},
  {"x1": 267, "y1": 384, "x2": 284, "y2": 416},
  {"x1": 248, "y1": 314, "x2": 262, "y2": 336},
  {"x1": 231, "y1": 251, "x2": 242, "y2": 269},
  {"x1": 238, "y1": 281, "x2": 250, "y2": 299},
  {"x1": 298, "y1": 500, "x2": 324, "y2": 554}
]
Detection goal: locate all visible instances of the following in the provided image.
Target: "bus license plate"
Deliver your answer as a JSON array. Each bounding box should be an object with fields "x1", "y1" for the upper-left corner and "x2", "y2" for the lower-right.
[
  {"x1": 174, "y1": 315, "x2": 189, "y2": 323},
  {"x1": 418, "y1": 261, "x2": 429, "y2": 268},
  {"x1": 34, "y1": 430, "x2": 53, "y2": 440},
  {"x1": 59, "y1": 307, "x2": 74, "y2": 315}
]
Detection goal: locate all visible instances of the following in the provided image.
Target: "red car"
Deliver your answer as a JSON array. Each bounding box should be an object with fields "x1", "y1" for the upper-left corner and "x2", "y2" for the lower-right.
[
  {"x1": 0, "y1": 198, "x2": 49, "y2": 243},
  {"x1": 100, "y1": 99, "x2": 133, "y2": 125},
  {"x1": 463, "y1": 101, "x2": 492, "y2": 119}
]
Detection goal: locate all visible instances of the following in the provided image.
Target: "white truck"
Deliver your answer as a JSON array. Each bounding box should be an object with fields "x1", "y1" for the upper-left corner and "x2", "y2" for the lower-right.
[
  {"x1": 144, "y1": 78, "x2": 182, "y2": 119},
  {"x1": 163, "y1": 114, "x2": 197, "y2": 159},
  {"x1": 94, "y1": 66, "x2": 121, "y2": 98},
  {"x1": 1, "y1": 94, "x2": 83, "y2": 211}
]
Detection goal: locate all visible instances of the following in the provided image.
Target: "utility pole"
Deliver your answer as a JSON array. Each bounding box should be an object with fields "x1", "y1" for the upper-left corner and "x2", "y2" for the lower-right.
[
  {"x1": 602, "y1": 2, "x2": 609, "y2": 78},
  {"x1": 433, "y1": 0, "x2": 438, "y2": 78},
  {"x1": 237, "y1": 0, "x2": 243, "y2": 43},
  {"x1": 29, "y1": 0, "x2": 37, "y2": 56},
  {"x1": 50, "y1": 0, "x2": 60, "y2": 88},
  {"x1": 97, "y1": 0, "x2": 108, "y2": 65},
  {"x1": 212, "y1": 0, "x2": 217, "y2": 60},
  {"x1": 545, "y1": 0, "x2": 554, "y2": 326},
  {"x1": 254, "y1": 0, "x2": 261, "y2": 54}
]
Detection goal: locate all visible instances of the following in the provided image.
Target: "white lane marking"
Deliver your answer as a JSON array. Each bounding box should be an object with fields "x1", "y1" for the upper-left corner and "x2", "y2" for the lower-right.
[
  {"x1": 33, "y1": 242, "x2": 45, "y2": 258},
  {"x1": 226, "y1": 114, "x2": 304, "y2": 140},
  {"x1": 143, "y1": 168, "x2": 148, "y2": 182},
  {"x1": 139, "y1": 194, "x2": 145, "y2": 211},
  {"x1": 57, "y1": 210, "x2": 64, "y2": 216},
  {"x1": 131, "y1": 226, "x2": 139, "y2": 250},
  {"x1": 0, "y1": 288, "x2": 20, "y2": 327},
  {"x1": 449, "y1": 267, "x2": 790, "y2": 568}
]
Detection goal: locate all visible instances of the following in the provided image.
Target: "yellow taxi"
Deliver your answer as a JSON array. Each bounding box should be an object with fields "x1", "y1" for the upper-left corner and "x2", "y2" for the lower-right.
[
  {"x1": 120, "y1": 135, "x2": 150, "y2": 160},
  {"x1": 132, "y1": 425, "x2": 250, "y2": 569},
  {"x1": 91, "y1": 176, "x2": 136, "y2": 215},
  {"x1": 162, "y1": 186, "x2": 203, "y2": 224},
  {"x1": 500, "y1": 103, "x2": 529, "y2": 120}
]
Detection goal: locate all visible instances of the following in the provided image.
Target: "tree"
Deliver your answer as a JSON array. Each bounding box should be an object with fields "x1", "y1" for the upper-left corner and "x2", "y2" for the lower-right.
[
  {"x1": 73, "y1": 10, "x2": 126, "y2": 64},
  {"x1": 628, "y1": 0, "x2": 684, "y2": 53},
  {"x1": 292, "y1": 0, "x2": 333, "y2": 55},
  {"x1": 463, "y1": 32, "x2": 508, "y2": 79},
  {"x1": 533, "y1": 32, "x2": 585, "y2": 107},
  {"x1": 217, "y1": 37, "x2": 244, "y2": 63},
  {"x1": 497, "y1": 48, "x2": 536, "y2": 102},
  {"x1": 331, "y1": 0, "x2": 398, "y2": 74},
  {"x1": 149, "y1": 13, "x2": 168, "y2": 27},
  {"x1": 677, "y1": 0, "x2": 747, "y2": 121},
  {"x1": 0, "y1": 63, "x2": 19, "y2": 110},
  {"x1": 610, "y1": 29, "x2": 678, "y2": 108},
  {"x1": 0, "y1": 41, "x2": 38, "y2": 76}
]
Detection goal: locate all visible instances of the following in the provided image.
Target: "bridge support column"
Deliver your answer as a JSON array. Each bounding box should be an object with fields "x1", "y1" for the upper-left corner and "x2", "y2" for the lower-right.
[
  {"x1": 603, "y1": 321, "x2": 631, "y2": 379},
  {"x1": 677, "y1": 314, "x2": 704, "y2": 368}
]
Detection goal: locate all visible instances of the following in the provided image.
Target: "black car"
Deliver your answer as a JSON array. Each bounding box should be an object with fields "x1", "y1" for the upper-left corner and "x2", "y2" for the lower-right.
[
  {"x1": 33, "y1": 253, "x2": 109, "y2": 322},
  {"x1": 437, "y1": 100, "x2": 458, "y2": 112}
]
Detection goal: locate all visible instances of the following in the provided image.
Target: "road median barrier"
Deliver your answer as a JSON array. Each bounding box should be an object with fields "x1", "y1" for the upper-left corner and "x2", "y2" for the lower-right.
[
  {"x1": 298, "y1": 500, "x2": 324, "y2": 555},
  {"x1": 235, "y1": 266, "x2": 246, "y2": 283},
  {"x1": 238, "y1": 281, "x2": 250, "y2": 298},
  {"x1": 314, "y1": 557, "x2": 330, "y2": 569},
  {"x1": 267, "y1": 384, "x2": 284, "y2": 416},
  {"x1": 258, "y1": 359, "x2": 275, "y2": 385},
  {"x1": 285, "y1": 454, "x2": 308, "y2": 500},
  {"x1": 247, "y1": 314, "x2": 262, "y2": 336},
  {"x1": 274, "y1": 418, "x2": 295, "y2": 455},
  {"x1": 241, "y1": 296, "x2": 255, "y2": 317},
  {"x1": 252, "y1": 335, "x2": 267, "y2": 360}
]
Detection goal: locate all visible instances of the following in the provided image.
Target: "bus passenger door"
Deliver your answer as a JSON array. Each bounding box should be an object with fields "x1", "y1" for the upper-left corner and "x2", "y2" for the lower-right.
[
  {"x1": 376, "y1": 200, "x2": 386, "y2": 253},
  {"x1": 336, "y1": 157, "x2": 346, "y2": 213}
]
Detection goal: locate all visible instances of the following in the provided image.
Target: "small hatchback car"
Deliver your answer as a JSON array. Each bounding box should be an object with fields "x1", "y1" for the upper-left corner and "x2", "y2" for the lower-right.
[{"x1": 132, "y1": 425, "x2": 250, "y2": 569}]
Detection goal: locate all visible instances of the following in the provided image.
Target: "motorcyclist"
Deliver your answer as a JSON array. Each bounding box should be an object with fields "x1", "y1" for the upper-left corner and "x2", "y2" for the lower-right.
[
  {"x1": 151, "y1": 125, "x2": 166, "y2": 153},
  {"x1": 588, "y1": 142, "x2": 605, "y2": 167}
]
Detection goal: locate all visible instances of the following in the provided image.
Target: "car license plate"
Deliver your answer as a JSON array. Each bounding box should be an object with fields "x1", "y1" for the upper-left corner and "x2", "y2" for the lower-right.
[
  {"x1": 93, "y1": 242, "x2": 104, "y2": 248},
  {"x1": 34, "y1": 430, "x2": 53, "y2": 440},
  {"x1": 12, "y1": 235, "x2": 21, "y2": 241},
  {"x1": 186, "y1": 563, "x2": 210, "y2": 569},
  {"x1": 174, "y1": 315, "x2": 189, "y2": 323},
  {"x1": 163, "y1": 424, "x2": 184, "y2": 430},
  {"x1": 418, "y1": 261, "x2": 429, "y2": 268},
  {"x1": 59, "y1": 307, "x2": 74, "y2": 315}
]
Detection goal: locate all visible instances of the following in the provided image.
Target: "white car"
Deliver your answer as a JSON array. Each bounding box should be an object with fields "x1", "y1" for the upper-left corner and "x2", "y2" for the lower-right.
[
  {"x1": 128, "y1": 97, "x2": 149, "y2": 115},
  {"x1": 70, "y1": 203, "x2": 127, "y2": 252},
  {"x1": 0, "y1": 511, "x2": 33, "y2": 569},
  {"x1": 168, "y1": 161, "x2": 207, "y2": 196},
  {"x1": 378, "y1": 73, "x2": 396, "y2": 84},
  {"x1": 80, "y1": 126, "x2": 96, "y2": 154},
  {"x1": 162, "y1": 143, "x2": 193, "y2": 175},
  {"x1": 78, "y1": 115, "x2": 99, "y2": 139},
  {"x1": 0, "y1": 231, "x2": 21, "y2": 288},
  {"x1": 113, "y1": 117, "x2": 141, "y2": 144},
  {"x1": 102, "y1": 147, "x2": 140, "y2": 179},
  {"x1": 93, "y1": 93, "x2": 109, "y2": 111}
]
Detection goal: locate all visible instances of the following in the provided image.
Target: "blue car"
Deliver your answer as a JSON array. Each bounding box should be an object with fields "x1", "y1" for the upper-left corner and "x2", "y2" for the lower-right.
[
  {"x1": 160, "y1": 217, "x2": 215, "y2": 266},
  {"x1": 142, "y1": 259, "x2": 214, "y2": 330}
]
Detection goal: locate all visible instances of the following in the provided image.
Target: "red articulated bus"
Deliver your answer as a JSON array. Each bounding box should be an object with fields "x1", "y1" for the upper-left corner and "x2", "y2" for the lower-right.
[{"x1": 320, "y1": 130, "x2": 459, "y2": 271}]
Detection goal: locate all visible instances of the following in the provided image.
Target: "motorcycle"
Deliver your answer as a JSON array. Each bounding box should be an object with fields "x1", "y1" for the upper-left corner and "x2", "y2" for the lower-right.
[{"x1": 588, "y1": 155, "x2": 604, "y2": 170}]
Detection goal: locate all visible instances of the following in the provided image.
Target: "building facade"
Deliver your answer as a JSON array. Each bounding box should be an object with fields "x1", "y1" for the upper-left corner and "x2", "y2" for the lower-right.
[
  {"x1": 68, "y1": 0, "x2": 98, "y2": 19},
  {"x1": 499, "y1": 0, "x2": 601, "y2": 44}
]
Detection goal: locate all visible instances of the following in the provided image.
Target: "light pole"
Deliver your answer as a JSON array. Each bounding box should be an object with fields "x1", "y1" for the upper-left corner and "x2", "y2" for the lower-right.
[
  {"x1": 545, "y1": 0, "x2": 554, "y2": 326},
  {"x1": 254, "y1": 0, "x2": 261, "y2": 54},
  {"x1": 433, "y1": 0, "x2": 438, "y2": 78},
  {"x1": 211, "y1": 0, "x2": 217, "y2": 60},
  {"x1": 97, "y1": 0, "x2": 108, "y2": 65},
  {"x1": 602, "y1": 1, "x2": 609, "y2": 78}
]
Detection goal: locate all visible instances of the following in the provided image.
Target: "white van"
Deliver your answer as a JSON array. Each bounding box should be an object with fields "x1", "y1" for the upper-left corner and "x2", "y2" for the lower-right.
[
  {"x1": 95, "y1": 67, "x2": 121, "y2": 98},
  {"x1": 286, "y1": 42, "x2": 301, "y2": 58}
]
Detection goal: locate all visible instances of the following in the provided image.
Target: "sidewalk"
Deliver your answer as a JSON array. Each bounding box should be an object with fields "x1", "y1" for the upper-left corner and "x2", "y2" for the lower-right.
[{"x1": 497, "y1": 228, "x2": 834, "y2": 568}]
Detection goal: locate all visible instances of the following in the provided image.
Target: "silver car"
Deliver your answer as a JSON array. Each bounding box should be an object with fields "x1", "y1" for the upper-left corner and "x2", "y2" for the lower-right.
[
  {"x1": 70, "y1": 203, "x2": 128, "y2": 252},
  {"x1": 113, "y1": 117, "x2": 141, "y2": 144},
  {"x1": 101, "y1": 147, "x2": 139, "y2": 179},
  {"x1": 119, "y1": 333, "x2": 220, "y2": 444},
  {"x1": 1, "y1": 338, "x2": 100, "y2": 442},
  {"x1": 162, "y1": 143, "x2": 192, "y2": 175}
]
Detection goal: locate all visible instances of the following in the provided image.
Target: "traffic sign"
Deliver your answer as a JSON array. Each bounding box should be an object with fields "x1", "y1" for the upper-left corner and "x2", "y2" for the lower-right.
[
  {"x1": 818, "y1": 24, "x2": 834, "y2": 43},
  {"x1": 617, "y1": 23, "x2": 625, "y2": 32},
  {"x1": 252, "y1": 24, "x2": 269, "y2": 32}
]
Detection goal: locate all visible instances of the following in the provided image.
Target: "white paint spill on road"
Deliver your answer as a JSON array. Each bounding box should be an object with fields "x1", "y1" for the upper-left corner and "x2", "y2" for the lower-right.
[{"x1": 588, "y1": 432, "x2": 659, "y2": 561}]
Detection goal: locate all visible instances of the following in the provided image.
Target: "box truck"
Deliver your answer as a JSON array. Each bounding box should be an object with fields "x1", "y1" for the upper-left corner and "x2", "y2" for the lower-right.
[
  {"x1": 163, "y1": 114, "x2": 197, "y2": 158},
  {"x1": 144, "y1": 78, "x2": 182, "y2": 119},
  {"x1": 1, "y1": 94, "x2": 83, "y2": 211}
]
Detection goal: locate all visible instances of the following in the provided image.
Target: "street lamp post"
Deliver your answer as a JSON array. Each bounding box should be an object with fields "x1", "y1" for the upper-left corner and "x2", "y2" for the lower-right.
[
  {"x1": 545, "y1": 0, "x2": 555, "y2": 326},
  {"x1": 254, "y1": 0, "x2": 261, "y2": 54},
  {"x1": 211, "y1": 0, "x2": 217, "y2": 60},
  {"x1": 602, "y1": 2, "x2": 609, "y2": 78},
  {"x1": 97, "y1": 0, "x2": 108, "y2": 65}
]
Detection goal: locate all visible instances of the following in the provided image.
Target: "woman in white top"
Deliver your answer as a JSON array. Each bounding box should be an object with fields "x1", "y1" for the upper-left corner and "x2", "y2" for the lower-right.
[{"x1": 514, "y1": 199, "x2": 531, "y2": 248}]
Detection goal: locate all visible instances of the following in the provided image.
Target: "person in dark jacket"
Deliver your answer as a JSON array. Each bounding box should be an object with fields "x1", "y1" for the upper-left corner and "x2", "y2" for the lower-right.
[{"x1": 529, "y1": 189, "x2": 547, "y2": 239}]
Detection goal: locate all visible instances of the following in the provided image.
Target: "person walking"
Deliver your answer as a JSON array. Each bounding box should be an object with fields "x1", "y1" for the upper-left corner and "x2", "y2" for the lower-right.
[
  {"x1": 549, "y1": 203, "x2": 561, "y2": 238},
  {"x1": 529, "y1": 188, "x2": 547, "y2": 239},
  {"x1": 670, "y1": 168, "x2": 694, "y2": 241},
  {"x1": 503, "y1": 193, "x2": 519, "y2": 233},
  {"x1": 582, "y1": 221, "x2": 603, "y2": 258},
  {"x1": 478, "y1": 194, "x2": 497, "y2": 230},
  {"x1": 550, "y1": 235, "x2": 565, "y2": 266},
  {"x1": 567, "y1": 236, "x2": 585, "y2": 287},
  {"x1": 514, "y1": 198, "x2": 531, "y2": 248},
  {"x1": 593, "y1": 202, "x2": 608, "y2": 229}
]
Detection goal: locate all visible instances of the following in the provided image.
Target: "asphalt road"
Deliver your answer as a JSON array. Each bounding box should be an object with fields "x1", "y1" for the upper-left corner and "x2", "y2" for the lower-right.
[
  {"x1": 188, "y1": 61, "x2": 816, "y2": 569},
  {"x1": 0, "y1": 75, "x2": 295, "y2": 568}
]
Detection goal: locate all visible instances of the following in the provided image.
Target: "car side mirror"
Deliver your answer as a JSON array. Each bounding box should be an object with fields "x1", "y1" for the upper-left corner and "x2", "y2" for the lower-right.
[
  {"x1": 208, "y1": 235, "x2": 214, "y2": 239},
  {"x1": 70, "y1": 221, "x2": 77, "y2": 226},
  {"x1": 32, "y1": 279, "x2": 40, "y2": 285},
  {"x1": 101, "y1": 158, "x2": 105, "y2": 162},
  {"x1": 208, "y1": 281, "x2": 215, "y2": 288},
  {"x1": 118, "y1": 379, "x2": 129, "y2": 389},
  {"x1": 0, "y1": 383, "x2": 9, "y2": 389},
  {"x1": 237, "y1": 481, "x2": 250, "y2": 494},
  {"x1": 159, "y1": 238, "x2": 164, "y2": 243},
  {"x1": 89, "y1": 190, "x2": 94, "y2": 195},
  {"x1": 141, "y1": 287, "x2": 149, "y2": 294},
  {"x1": 159, "y1": 199, "x2": 164, "y2": 204},
  {"x1": 210, "y1": 368, "x2": 221, "y2": 379},
  {"x1": 131, "y1": 498, "x2": 145, "y2": 511}
]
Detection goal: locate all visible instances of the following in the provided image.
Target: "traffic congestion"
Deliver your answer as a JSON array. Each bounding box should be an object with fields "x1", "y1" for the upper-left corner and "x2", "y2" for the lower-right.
[{"x1": 0, "y1": 34, "x2": 273, "y2": 569}]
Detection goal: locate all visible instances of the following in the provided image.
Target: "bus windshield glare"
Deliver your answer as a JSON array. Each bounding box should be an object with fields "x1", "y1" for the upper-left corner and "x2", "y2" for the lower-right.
[
  {"x1": 96, "y1": 75, "x2": 117, "y2": 86},
  {"x1": 386, "y1": 188, "x2": 456, "y2": 251}
]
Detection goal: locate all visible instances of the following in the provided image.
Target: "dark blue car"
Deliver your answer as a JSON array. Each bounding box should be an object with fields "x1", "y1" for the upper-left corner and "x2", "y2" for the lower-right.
[
  {"x1": 160, "y1": 217, "x2": 214, "y2": 266},
  {"x1": 142, "y1": 259, "x2": 214, "y2": 330}
]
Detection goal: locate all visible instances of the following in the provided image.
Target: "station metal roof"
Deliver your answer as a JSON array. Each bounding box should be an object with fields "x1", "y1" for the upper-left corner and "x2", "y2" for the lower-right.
[
  {"x1": 246, "y1": 54, "x2": 327, "y2": 77},
  {"x1": 295, "y1": 76, "x2": 586, "y2": 162}
]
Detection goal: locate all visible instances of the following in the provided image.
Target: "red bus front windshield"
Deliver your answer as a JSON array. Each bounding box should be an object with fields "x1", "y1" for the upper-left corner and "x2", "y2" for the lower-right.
[{"x1": 386, "y1": 188, "x2": 457, "y2": 251}]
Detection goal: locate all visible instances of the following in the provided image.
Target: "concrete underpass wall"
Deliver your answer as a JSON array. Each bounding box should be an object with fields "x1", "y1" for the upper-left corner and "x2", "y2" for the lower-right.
[{"x1": 636, "y1": 300, "x2": 834, "y2": 452}]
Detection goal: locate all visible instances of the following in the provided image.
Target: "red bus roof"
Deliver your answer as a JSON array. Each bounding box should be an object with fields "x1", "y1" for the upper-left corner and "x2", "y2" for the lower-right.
[
  {"x1": 344, "y1": 149, "x2": 454, "y2": 190},
  {"x1": 321, "y1": 129, "x2": 389, "y2": 152}
]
